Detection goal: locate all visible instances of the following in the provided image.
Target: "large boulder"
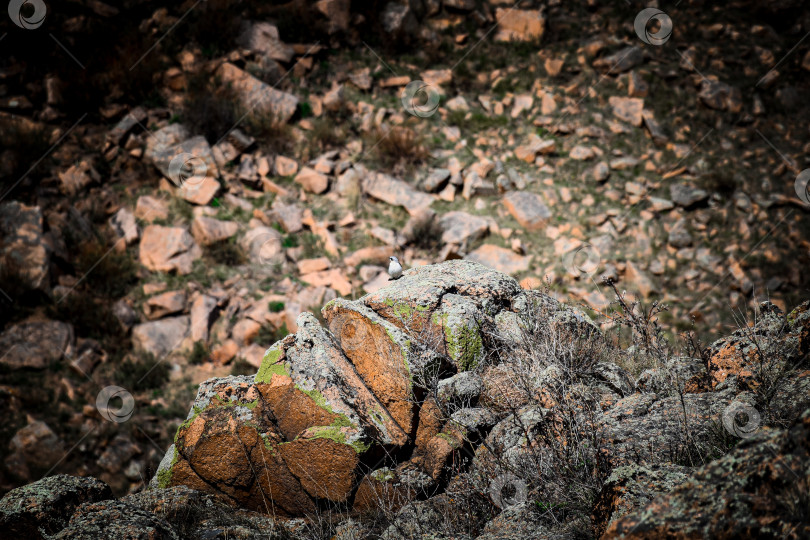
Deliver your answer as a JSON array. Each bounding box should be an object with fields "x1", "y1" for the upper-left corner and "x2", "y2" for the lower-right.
[
  {"x1": 706, "y1": 301, "x2": 810, "y2": 390},
  {"x1": 217, "y1": 63, "x2": 299, "y2": 125},
  {"x1": 151, "y1": 261, "x2": 581, "y2": 515},
  {"x1": 121, "y1": 485, "x2": 285, "y2": 539},
  {"x1": 0, "y1": 475, "x2": 113, "y2": 539},
  {"x1": 605, "y1": 408, "x2": 810, "y2": 538},
  {"x1": 138, "y1": 226, "x2": 201, "y2": 275},
  {"x1": 591, "y1": 464, "x2": 690, "y2": 538},
  {"x1": 0, "y1": 476, "x2": 289, "y2": 539},
  {"x1": 53, "y1": 500, "x2": 179, "y2": 540},
  {"x1": 0, "y1": 320, "x2": 73, "y2": 370},
  {"x1": 596, "y1": 390, "x2": 733, "y2": 468}
]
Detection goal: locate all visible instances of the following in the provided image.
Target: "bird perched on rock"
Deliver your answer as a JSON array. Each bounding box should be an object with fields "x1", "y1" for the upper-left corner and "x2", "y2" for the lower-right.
[{"x1": 388, "y1": 256, "x2": 403, "y2": 280}]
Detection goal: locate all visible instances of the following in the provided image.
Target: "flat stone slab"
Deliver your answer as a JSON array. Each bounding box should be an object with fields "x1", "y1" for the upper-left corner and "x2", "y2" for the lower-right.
[
  {"x1": 465, "y1": 244, "x2": 531, "y2": 275},
  {"x1": 609, "y1": 96, "x2": 644, "y2": 126},
  {"x1": 139, "y1": 226, "x2": 201, "y2": 275},
  {"x1": 502, "y1": 191, "x2": 551, "y2": 231},
  {"x1": 132, "y1": 316, "x2": 190, "y2": 358},
  {"x1": 218, "y1": 62, "x2": 298, "y2": 125},
  {"x1": 0, "y1": 321, "x2": 73, "y2": 370},
  {"x1": 439, "y1": 211, "x2": 489, "y2": 244},
  {"x1": 363, "y1": 172, "x2": 433, "y2": 215}
]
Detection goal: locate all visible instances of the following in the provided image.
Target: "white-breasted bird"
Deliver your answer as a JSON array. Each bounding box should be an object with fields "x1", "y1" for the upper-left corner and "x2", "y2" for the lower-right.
[{"x1": 388, "y1": 256, "x2": 403, "y2": 280}]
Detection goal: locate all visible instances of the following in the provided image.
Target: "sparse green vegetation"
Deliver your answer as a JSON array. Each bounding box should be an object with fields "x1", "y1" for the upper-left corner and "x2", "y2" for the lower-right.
[
  {"x1": 118, "y1": 352, "x2": 171, "y2": 392},
  {"x1": 204, "y1": 238, "x2": 246, "y2": 267}
]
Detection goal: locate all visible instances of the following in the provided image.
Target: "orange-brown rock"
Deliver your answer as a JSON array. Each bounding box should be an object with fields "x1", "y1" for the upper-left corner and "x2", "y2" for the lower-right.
[
  {"x1": 139, "y1": 225, "x2": 202, "y2": 275},
  {"x1": 256, "y1": 379, "x2": 339, "y2": 441},
  {"x1": 322, "y1": 299, "x2": 417, "y2": 437},
  {"x1": 352, "y1": 469, "x2": 410, "y2": 513},
  {"x1": 152, "y1": 261, "x2": 594, "y2": 518},
  {"x1": 413, "y1": 398, "x2": 445, "y2": 454},
  {"x1": 277, "y1": 438, "x2": 357, "y2": 502},
  {"x1": 267, "y1": 312, "x2": 409, "y2": 447},
  {"x1": 707, "y1": 301, "x2": 810, "y2": 389}
]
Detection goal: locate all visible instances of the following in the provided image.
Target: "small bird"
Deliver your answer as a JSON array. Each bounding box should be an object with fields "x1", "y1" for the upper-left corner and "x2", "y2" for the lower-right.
[{"x1": 388, "y1": 256, "x2": 403, "y2": 280}]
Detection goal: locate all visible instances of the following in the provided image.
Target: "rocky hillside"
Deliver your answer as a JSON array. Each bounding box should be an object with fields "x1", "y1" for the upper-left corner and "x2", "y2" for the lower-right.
[
  {"x1": 2, "y1": 260, "x2": 810, "y2": 538},
  {"x1": 1, "y1": 0, "x2": 810, "y2": 537}
]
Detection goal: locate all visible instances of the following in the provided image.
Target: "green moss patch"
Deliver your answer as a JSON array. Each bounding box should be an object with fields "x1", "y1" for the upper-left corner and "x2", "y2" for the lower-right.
[
  {"x1": 255, "y1": 346, "x2": 289, "y2": 384},
  {"x1": 350, "y1": 439, "x2": 371, "y2": 454},
  {"x1": 383, "y1": 298, "x2": 431, "y2": 321},
  {"x1": 308, "y1": 425, "x2": 347, "y2": 444},
  {"x1": 156, "y1": 446, "x2": 179, "y2": 489},
  {"x1": 298, "y1": 386, "x2": 359, "y2": 432},
  {"x1": 440, "y1": 313, "x2": 483, "y2": 371},
  {"x1": 306, "y1": 415, "x2": 369, "y2": 453}
]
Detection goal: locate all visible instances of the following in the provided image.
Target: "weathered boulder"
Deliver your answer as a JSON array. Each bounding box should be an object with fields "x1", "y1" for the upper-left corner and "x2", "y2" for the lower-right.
[
  {"x1": 594, "y1": 46, "x2": 644, "y2": 74},
  {"x1": 322, "y1": 299, "x2": 422, "y2": 437},
  {"x1": 152, "y1": 376, "x2": 316, "y2": 514},
  {"x1": 217, "y1": 63, "x2": 298, "y2": 125},
  {"x1": 466, "y1": 244, "x2": 531, "y2": 274},
  {"x1": 53, "y1": 500, "x2": 179, "y2": 540},
  {"x1": 139, "y1": 226, "x2": 201, "y2": 275},
  {"x1": 605, "y1": 408, "x2": 810, "y2": 538},
  {"x1": 143, "y1": 290, "x2": 186, "y2": 320},
  {"x1": 591, "y1": 464, "x2": 690, "y2": 538},
  {"x1": 502, "y1": 191, "x2": 551, "y2": 231},
  {"x1": 597, "y1": 390, "x2": 733, "y2": 467},
  {"x1": 438, "y1": 371, "x2": 484, "y2": 410},
  {"x1": 5, "y1": 421, "x2": 66, "y2": 481},
  {"x1": 240, "y1": 226, "x2": 283, "y2": 265},
  {"x1": 363, "y1": 171, "x2": 434, "y2": 216},
  {"x1": 635, "y1": 355, "x2": 710, "y2": 395},
  {"x1": 494, "y1": 8, "x2": 545, "y2": 42},
  {"x1": 381, "y1": 494, "x2": 469, "y2": 540},
  {"x1": 0, "y1": 477, "x2": 289, "y2": 539},
  {"x1": 131, "y1": 316, "x2": 190, "y2": 358},
  {"x1": 236, "y1": 21, "x2": 294, "y2": 63},
  {"x1": 472, "y1": 405, "x2": 548, "y2": 476},
  {"x1": 0, "y1": 475, "x2": 112, "y2": 539},
  {"x1": 190, "y1": 216, "x2": 238, "y2": 246},
  {"x1": 121, "y1": 485, "x2": 285, "y2": 539},
  {"x1": 438, "y1": 211, "x2": 489, "y2": 245},
  {"x1": 294, "y1": 166, "x2": 329, "y2": 194},
  {"x1": 0, "y1": 320, "x2": 73, "y2": 370},
  {"x1": 609, "y1": 96, "x2": 644, "y2": 126},
  {"x1": 152, "y1": 260, "x2": 576, "y2": 515},
  {"x1": 475, "y1": 502, "x2": 551, "y2": 540},
  {"x1": 706, "y1": 301, "x2": 810, "y2": 390}
]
